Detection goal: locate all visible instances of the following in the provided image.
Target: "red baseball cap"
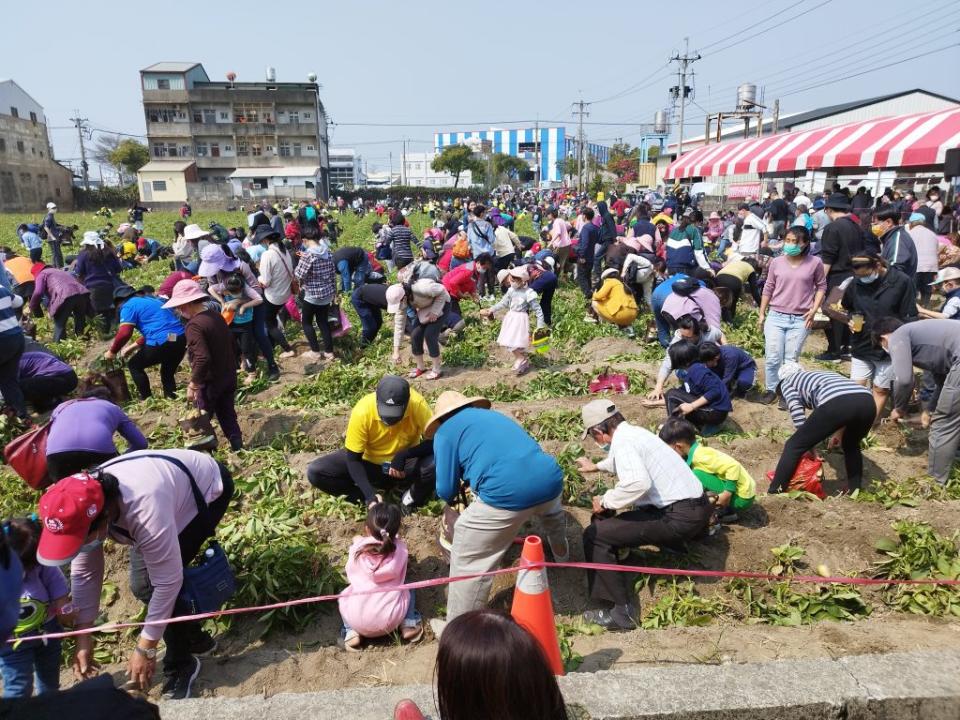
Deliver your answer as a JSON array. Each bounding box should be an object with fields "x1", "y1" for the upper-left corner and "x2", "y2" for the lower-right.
[{"x1": 36, "y1": 474, "x2": 105, "y2": 567}]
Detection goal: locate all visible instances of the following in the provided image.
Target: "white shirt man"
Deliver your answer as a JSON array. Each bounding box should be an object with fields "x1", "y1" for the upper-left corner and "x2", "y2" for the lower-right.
[{"x1": 577, "y1": 400, "x2": 710, "y2": 630}]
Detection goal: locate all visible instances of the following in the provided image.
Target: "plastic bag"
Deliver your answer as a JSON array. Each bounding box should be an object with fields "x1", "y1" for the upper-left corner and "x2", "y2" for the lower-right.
[
  {"x1": 766, "y1": 454, "x2": 826, "y2": 499},
  {"x1": 589, "y1": 370, "x2": 630, "y2": 394}
]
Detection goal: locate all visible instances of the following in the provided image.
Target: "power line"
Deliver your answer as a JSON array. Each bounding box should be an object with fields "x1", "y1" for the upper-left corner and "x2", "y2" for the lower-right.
[
  {"x1": 697, "y1": 0, "x2": 800, "y2": 52},
  {"x1": 587, "y1": 63, "x2": 673, "y2": 105},
  {"x1": 701, "y1": 0, "x2": 834, "y2": 57}
]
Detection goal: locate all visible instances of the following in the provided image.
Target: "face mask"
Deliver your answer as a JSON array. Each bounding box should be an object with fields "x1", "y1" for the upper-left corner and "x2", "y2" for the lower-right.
[
  {"x1": 597, "y1": 442, "x2": 611, "y2": 452},
  {"x1": 871, "y1": 224, "x2": 885, "y2": 238},
  {"x1": 783, "y1": 243, "x2": 802, "y2": 256},
  {"x1": 858, "y1": 272, "x2": 879, "y2": 284},
  {"x1": 930, "y1": 195, "x2": 939, "y2": 202},
  {"x1": 675, "y1": 369, "x2": 689, "y2": 380}
]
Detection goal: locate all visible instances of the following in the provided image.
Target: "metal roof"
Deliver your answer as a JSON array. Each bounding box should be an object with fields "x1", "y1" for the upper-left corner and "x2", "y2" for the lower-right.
[
  {"x1": 779, "y1": 88, "x2": 960, "y2": 128},
  {"x1": 138, "y1": 160, "x2": 196, "y2": 173},
  {"x1": 141, "y1": 62, "x2": 203, "y2": 73},
  {"x1": 229, "y1": 166, "x2": 320, "y2": 178}
]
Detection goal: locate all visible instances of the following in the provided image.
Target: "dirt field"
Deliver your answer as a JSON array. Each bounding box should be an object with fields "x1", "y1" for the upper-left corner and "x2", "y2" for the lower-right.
[{"x1": 64, "y1": 330, "x2": 960, "y2": 700}]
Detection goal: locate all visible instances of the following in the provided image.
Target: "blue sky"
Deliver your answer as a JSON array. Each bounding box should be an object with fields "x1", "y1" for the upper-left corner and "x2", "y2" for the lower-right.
[{"x1": 6, "y1": 0, "x2": 959, "y2": 175}]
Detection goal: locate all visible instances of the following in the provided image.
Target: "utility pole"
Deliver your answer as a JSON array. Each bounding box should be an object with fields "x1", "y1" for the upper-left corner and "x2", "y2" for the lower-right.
[
  {"x1": 572, "y1": 99, "x2": 590, "y2": 193},
  {"x1": 389, "y1": 152, "x2": 393, "y2": 186},
  {"x1": 534, "y1": 117, "x2": 540, "y2": 189},
  {"x1": 401, "y1": 139, "x2": 407, "y2": 186},
  {"x1": 669, "y1": 38, "x2": 701, "y2": 159},
  {"x1": 70, "y1": 111, "x2": 90, "y2": 191}
]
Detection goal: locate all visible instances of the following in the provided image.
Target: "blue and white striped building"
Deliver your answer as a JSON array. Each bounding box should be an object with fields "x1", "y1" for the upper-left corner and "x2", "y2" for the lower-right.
[{"x1": 433, "y1": 127, "x2": 609, "y2": 184}]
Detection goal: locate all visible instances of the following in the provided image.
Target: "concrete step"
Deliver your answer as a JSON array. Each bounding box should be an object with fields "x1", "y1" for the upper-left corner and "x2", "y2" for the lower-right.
[{"x1": 159, "y1": 649, "x2": 960, "y2": 720}]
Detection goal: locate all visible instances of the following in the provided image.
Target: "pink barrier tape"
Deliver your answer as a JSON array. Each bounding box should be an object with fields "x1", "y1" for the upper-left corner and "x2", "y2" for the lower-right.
[{"x1": 12, "y1": 559, "x2": 960, "y2": 643}]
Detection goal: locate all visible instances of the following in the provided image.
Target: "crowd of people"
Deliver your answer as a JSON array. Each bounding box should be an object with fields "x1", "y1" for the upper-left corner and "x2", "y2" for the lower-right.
[{"x1": 1, "y1": 181, "x2": 959, "y2": 716}]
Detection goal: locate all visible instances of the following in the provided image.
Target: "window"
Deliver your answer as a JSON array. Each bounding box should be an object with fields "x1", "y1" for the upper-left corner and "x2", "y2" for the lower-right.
[
  {"x1": 16, "y1": 140, "x2": 24, "y2": 153},
  {"x1": 152, "y1": 142, "x2": 165, "y2": 157},
  {"x1": 214, "y1": 175, "x2": 226, "y2": 183},
  {"x1": 38, "y1": 150, "x2": 43, "y2": 157},
  {"x1": 157, "y1": 79, "x2": 170, "y2": 90},
  {"x1": 29, "y1": 111, "x2": 37, "y2": 124},
  {"x1": 210, "y1": 142, "x2": 220, "y2": 157},
  {"x1": 518, "y1": 142, "x2": 539, "y2": 154},
  {"x1": 195, "y1": 142, "x2": 208, "y2": 157},
  {"x1": 179, "y1": 145, "x2": 191, "y2": 156},
  {"x1": 219, "y1": 111, "x2": 229, "y2": 120},
  {"x1": 236, "y1": 139, "x2": 249, "y2": 157},
  {"x1": 278, "y1": 140, "x2": 291, "y2": 157},
  {"x1": 0, "y1": 138, "x2": 5, "y2": 152},
  {"x1": 293, "y1": 143, "x2": 302, "y2": 157},
  {"x1": 306, "y1": 144, "x2": 315, "y2": 151},
  {"x1": 55, "y1": 187, "x2": 61, "y2": 197},
  {"x1": 304, "y1": 112, "x2": 312, "y2": 119},
  {"x1": 224, "y1": 144, "x2": 232, "y2": 151},
  {"x1": 152, "y1": 180, "x2": 167, "y2": 191},
  {"x1": 288, "y1": 111, "x2": 299, "y2": 124},
  {"x1": 265, "y1": 145, "x2": 274, "y2": 153},
  {"x1": 31, "y1": 147, "x2": 35, "y2": 155},
  {"x1": 252, "y1": 178, "x2": 268, "y2": 190},
  {"x1": 148, "y1": 107, "x2": 180, "y2": 123},
  {"x1": 9, "y1": 107, "x2": 18, "y2": 118},
  {"x1": 251, "y1": 142, "x2": 262, "y2": 157}
]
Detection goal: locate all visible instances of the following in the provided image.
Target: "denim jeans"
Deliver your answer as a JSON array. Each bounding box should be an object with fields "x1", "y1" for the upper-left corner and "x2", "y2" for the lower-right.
[
  {"x1": 0, "y1": 620, "x2": 61, "y2": 698},
  {"x1": 341, "y1": 590, "x2": 421, "y2": 636},
  {"x1": 764, "y1": 310, "x2": 809, "y2": 391},
  {"x1": 351, "y1": 287, "x2": 383, "y2": 344},
  {"x1": 652, "y1": 295, "x2": 671, "y2": 347},
  {"x1": 338, "y1": 257, "x2": 371, "y2": 294}
]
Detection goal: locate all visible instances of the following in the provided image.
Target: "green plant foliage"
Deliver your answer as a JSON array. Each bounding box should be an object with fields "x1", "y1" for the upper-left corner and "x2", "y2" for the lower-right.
[
  {"x1": 640, "y1": 580, "x2": 727, "y2": 629},
  {"x1": 730, "y1": 578, "x2": 871, "y2": 626},
  {"x1": 873, "y1": 521, "x2": 960, "y2": 616}
]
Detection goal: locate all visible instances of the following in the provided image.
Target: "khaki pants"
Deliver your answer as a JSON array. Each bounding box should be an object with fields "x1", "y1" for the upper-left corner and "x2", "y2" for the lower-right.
[{"x1": 446, "y1": 495, "x2": 566, "y2": 620}]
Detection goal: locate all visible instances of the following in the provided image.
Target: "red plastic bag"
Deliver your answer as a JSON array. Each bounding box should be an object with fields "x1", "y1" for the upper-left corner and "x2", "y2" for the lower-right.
[
  {"x1": 766, "y1": 455, "x2": 826, "y2": 499},
  {"x1": 589, "y1": 372, "x2": 630, "y2": 394},
  {"x1": 4, "y1": 422, "x2": 52, "y2": 489},
  {"x1": 331, "y1": 306, "x2": 352, "y2": 338}
]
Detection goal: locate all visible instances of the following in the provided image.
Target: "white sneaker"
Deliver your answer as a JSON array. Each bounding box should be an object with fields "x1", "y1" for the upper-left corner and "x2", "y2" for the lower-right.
[
  {"x1": 583, "y1": 314, "x2": 598, "y2": 323},
  {"x1": 279, "y1": 350, "x2": 296, "y2": 359},
  {"x1": 302, "y1": 350, "x2": 322, "y2": 361}
]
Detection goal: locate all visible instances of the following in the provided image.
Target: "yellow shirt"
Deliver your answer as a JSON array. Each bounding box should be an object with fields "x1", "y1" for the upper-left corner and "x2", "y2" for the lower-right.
[
  {"x1": 690, "y1": 443, "x2": 756, "y2": 500},
  {"x1": 592, "y1": 277, "x2": 638, "y2": 324},
  {"x1": 718, "y1": 260, "x2": 755, "y2": 283},
  {"x1": 344, "y1": 390, "x2": 432, "y2": 464},
  {"x1": 120, "y1": 241, "x2": 138, "y2": 260}
]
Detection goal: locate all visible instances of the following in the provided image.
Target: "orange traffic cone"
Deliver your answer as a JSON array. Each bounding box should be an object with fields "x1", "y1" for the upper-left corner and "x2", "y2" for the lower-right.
[{"x1": 510, "y1": 535, "x2": 565, "y2": 675}]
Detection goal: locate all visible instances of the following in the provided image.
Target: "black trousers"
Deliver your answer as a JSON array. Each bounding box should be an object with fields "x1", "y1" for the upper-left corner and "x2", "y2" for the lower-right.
[
  {"x1": 263, "y1": 299, "x2": 291, "y2": 352},
  {"x1": 769, "y1": 393, "x2": 875, "y2": 492},
  {"x1": 306, "y1": 448, "x2": 435, "y2": 507},
  {"x1": 410, "y1": 317, "x2": 442, "y2": 358},
  {"x1": 46, "y1": 450, "x2": 117, "y2": 486},
  {"x1": 916, "y1": 272, "x2": 936, "y2": 305},
  {"x1": 714, "y1": 274, "x2": 743, "y2": 323},
  {"x1": 583, "y1": 495, "x2": 711, "y2": 605},
  {"x1": 300, "y1": 301, "x2": 334, "y2": 353},
  {"x1": 88, "y1": 285, "x2": 115, "y2": 335},
  {"x1": 0, "y1": 331, "x2": 26, "y2": 418},
  {"x1": 576, "y1": 259, "x2": 593, "y2": 301},
  {"x1": 52, "y1": 294, "x2": 88, "y2": 343},
  {"x1": 665, "y1": 388, "x2": 728, "y2": 430},
  {"x1": 129, "y1": 463, "x2": 235, "y2": 674},
  {"x1": 824, "y1": 272, "x2": 851, "y2": 354},
  {"x1": 20, "y1": 369, "x2": 78, "y2": 412},
  {"x1": 230, "y1": 324, "x2": 258, "y2": 370},
  {"x1": 127, "y1": 337, "x2": 186, "y2": 400}
]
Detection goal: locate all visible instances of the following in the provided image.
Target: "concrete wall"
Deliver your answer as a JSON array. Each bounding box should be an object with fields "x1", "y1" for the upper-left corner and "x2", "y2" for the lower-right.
[{"x1": 0, "y1": 114, "x2": 73, "y2": 212}]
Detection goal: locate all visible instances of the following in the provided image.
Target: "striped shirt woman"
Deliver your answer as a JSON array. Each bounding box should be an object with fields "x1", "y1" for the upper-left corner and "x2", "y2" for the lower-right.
[
  {"x1": 0, "y1": 286, "x2": 27, "y2": 417},
  {"x1": 387, "y1": 223, "x2": 417, "y2": 268},
  {"x1": 770, "y1": 367, "x2": 876, "y2": 493}
]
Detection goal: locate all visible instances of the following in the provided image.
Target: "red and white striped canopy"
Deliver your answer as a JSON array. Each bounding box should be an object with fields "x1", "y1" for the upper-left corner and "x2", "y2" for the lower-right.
[{"x1": 663, "y1": 107, "x2": 960, "y2": 180}]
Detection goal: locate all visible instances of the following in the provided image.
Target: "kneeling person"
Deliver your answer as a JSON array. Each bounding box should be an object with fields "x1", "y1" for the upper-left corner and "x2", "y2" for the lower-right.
[
  {"x1": 665, "y1": 341, "x2": 731, "y2": 431},
  {"x1": 307, "y1": 375, "x2": 434, "y2": 514}
]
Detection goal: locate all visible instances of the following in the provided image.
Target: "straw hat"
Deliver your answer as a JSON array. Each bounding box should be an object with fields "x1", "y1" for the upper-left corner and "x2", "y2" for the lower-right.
[{"x1": 423, "y1": 391, "x2": 491, "y2": 439}]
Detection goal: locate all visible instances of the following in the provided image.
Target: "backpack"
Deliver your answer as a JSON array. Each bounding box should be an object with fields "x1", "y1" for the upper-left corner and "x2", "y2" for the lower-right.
[{"x1": 452, "y1": 235, "x2": 471, "y2": 260}]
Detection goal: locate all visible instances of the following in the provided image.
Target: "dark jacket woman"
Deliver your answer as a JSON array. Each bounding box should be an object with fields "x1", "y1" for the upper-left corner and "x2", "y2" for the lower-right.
[{"x1": 841, "y1": 265, "x2": 917, "y2": 361}]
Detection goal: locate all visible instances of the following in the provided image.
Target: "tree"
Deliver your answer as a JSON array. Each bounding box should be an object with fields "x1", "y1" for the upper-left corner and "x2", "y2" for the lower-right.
[
  {"x1": 606, "y1": 142, "x2": 641, "y2": 188},
  {"x1": 431, "y1": 145, "x2": 481, "y2": 188},
  {"x1": 491, "y1": 153, "x2": 529, "y2": 183},
  {"x1": 109, "y1": 140, "x2": 150, "y2": 179},
  {"x1": 556, "y1": 157, "x2": 579, "y2": 183}
]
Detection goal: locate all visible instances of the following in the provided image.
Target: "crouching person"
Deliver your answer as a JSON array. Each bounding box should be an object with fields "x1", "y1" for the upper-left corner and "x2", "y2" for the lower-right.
[
  {"x1": 578, "y1": 400, "x2": 711, "y2": 630},
  {"x1": 659, "y1": 418, "x2": 756, "y2": 522},
  {"x1": 338, "y1": 503, "x2": 423, "y2": 652}
]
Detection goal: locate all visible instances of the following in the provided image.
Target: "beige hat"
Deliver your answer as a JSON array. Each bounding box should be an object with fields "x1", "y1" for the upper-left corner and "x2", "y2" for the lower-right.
[
  {"x1": 581, "y1": 399, "x2": 619, "y2": 438},
  {"x1": 423, "y1": 391, "x2": 491, "y2": 439},
  {"x1": 930, "y1": 267, "x2": 960, "y2": 286},
  {"x1": 386, "y1": 284, "x2": 406, "y2": 313},
  {"x1": 507, "y1": 266, "x2": 529, "y2": 280},
  {"x1": 496, "y1": 269, "x2": 510, "y2": 284}
]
